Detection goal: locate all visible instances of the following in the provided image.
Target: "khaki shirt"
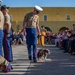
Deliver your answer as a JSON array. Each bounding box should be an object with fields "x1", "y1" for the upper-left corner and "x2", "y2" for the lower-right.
[
  {"x1": 4, "y1": 13, "x2": 11, "y2": 30},
  {"x1": 0, "y1": 11, "x2": 4, "y2": 30},
  {"x1": 23, "y1": 12, "x2": 39, "y2": 28}
]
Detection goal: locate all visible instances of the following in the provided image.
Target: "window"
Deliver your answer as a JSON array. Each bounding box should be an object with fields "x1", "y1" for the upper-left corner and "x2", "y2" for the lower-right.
[
  {"x1": 44, "y1": 15, "x2": 48, "y2": 21},
  {"x1": 66, "y1": 14, "x2": 70, "y2": 20}
]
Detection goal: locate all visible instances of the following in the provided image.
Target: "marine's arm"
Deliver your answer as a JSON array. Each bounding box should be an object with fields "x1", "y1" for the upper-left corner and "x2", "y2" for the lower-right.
[{"x1": 36, "y1": 16, "x2": 41, "y2": 35}]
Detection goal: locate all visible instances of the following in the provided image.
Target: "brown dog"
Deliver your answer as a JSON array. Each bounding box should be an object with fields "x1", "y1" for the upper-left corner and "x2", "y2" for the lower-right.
[
  {"x1": 37, "y1": 49, "x2": 50, "y2": 60},
  {"x1": 0, "y1": 55, "x2": 13, "y2": 72},
  {"x1": 0, "y1": 55, "x2": 8, "y2": 71}
]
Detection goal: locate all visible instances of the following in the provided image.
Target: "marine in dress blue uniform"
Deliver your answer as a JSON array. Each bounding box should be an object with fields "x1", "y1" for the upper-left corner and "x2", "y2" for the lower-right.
[
  {"x1": 23, "y1": 5, "x2": 43, "y2": 62},
  {"x1": 1, "y1": 6, "x2": 13, "y2": 62},
  {"x1": 0, "y1": 11, "x2": 4, "y2": 56}
]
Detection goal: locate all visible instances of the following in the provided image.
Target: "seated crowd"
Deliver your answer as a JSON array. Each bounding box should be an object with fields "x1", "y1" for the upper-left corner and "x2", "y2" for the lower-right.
[
  {"x1": 45, "y1": 32, "x2": 56, "y2": 45},
  {"x1": 55, "y1": 30, "x2": 75, "y2": 55},
  {"x1": 12, "y1": 31, "x2": 24, "y2": 45}
]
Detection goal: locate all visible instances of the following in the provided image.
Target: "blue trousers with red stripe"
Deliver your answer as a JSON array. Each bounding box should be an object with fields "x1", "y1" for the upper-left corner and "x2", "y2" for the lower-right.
[
  {"x1": 3, "y1": 30, "x2": 13, "y2": 62},
  {"x1": 26, "y1": 28, "x2": 37, "y2": 60},
  {"x1": 0, "y1": 30, "x2": 4, "y2": 56}
]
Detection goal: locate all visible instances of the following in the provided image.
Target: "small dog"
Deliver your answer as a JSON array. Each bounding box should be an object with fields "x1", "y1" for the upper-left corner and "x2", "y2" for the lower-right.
[
  {"x1": 0, "y1": 55, "x2": 13, "y2": 72},
  {"x1": 37, "y1": 49, "x2": 50, "y2": 60}
]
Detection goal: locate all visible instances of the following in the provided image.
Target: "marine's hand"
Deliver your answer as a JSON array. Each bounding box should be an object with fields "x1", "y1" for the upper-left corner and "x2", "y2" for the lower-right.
[{"x1": 6, "y1": 34, "x2": 10, "y2": 37}]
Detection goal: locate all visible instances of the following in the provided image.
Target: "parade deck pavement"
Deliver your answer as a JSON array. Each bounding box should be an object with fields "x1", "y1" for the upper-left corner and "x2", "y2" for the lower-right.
[{"x1": 0, "y1": 45, "x2": 75, "y2": 75}]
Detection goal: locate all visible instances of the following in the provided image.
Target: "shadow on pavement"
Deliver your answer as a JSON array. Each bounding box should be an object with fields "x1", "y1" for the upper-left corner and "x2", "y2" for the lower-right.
[{"x1": 26, "y1": 46, "x2": 75, "y2": 75}]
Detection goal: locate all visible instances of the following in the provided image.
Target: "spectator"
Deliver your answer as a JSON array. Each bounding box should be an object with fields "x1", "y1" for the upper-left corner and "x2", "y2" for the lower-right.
[
  {"x1": 17, "y1": 32, "x2": 24, "y2": 45},
  {"x1": 69, "y1": 30, "x2": 75, "y2": 55}
]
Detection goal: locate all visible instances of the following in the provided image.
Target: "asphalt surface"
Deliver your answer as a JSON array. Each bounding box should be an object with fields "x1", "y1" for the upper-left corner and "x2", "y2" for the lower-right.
[
  {"x1": 0, "y1": 45, "x2": 30, "y2": 75},
  {"x1": 0, "y1": 45, "x2": 75, "y2": 75},
  {"x1": 26, "y1": 45, "x2": 75, "y2": 75}
]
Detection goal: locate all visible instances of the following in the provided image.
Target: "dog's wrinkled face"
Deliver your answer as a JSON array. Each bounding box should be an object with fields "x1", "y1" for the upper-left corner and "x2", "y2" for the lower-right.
[
  {"x1": 38, "y1": 49, "x2": 44, "y2": 58},
  {"x1": 0, "y1": 65, "x2": 6, "y2": 71}
]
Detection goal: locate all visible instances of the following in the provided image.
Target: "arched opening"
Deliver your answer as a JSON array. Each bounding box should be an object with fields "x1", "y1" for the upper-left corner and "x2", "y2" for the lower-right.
[
  {"x1": 59, "y1": 27, "x2": 69, "y2": 32},
  {"x1": 45, "y1": 27, "x2": 52, "y2": 32}
]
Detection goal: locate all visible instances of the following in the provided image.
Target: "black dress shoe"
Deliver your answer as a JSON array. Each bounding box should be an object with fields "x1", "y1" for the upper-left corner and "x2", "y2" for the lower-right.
[
  {"x1": 28, "y1": 56, "x2": 32, "y2": 60},
  {"x1": 33, "y1": 60, "x2": 37, "y2": 63}
]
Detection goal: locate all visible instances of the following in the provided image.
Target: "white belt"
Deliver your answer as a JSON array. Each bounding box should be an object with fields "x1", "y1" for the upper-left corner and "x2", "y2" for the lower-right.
[{"x1": 26, "y1": 27, "x2": 36, "y2": 28}]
